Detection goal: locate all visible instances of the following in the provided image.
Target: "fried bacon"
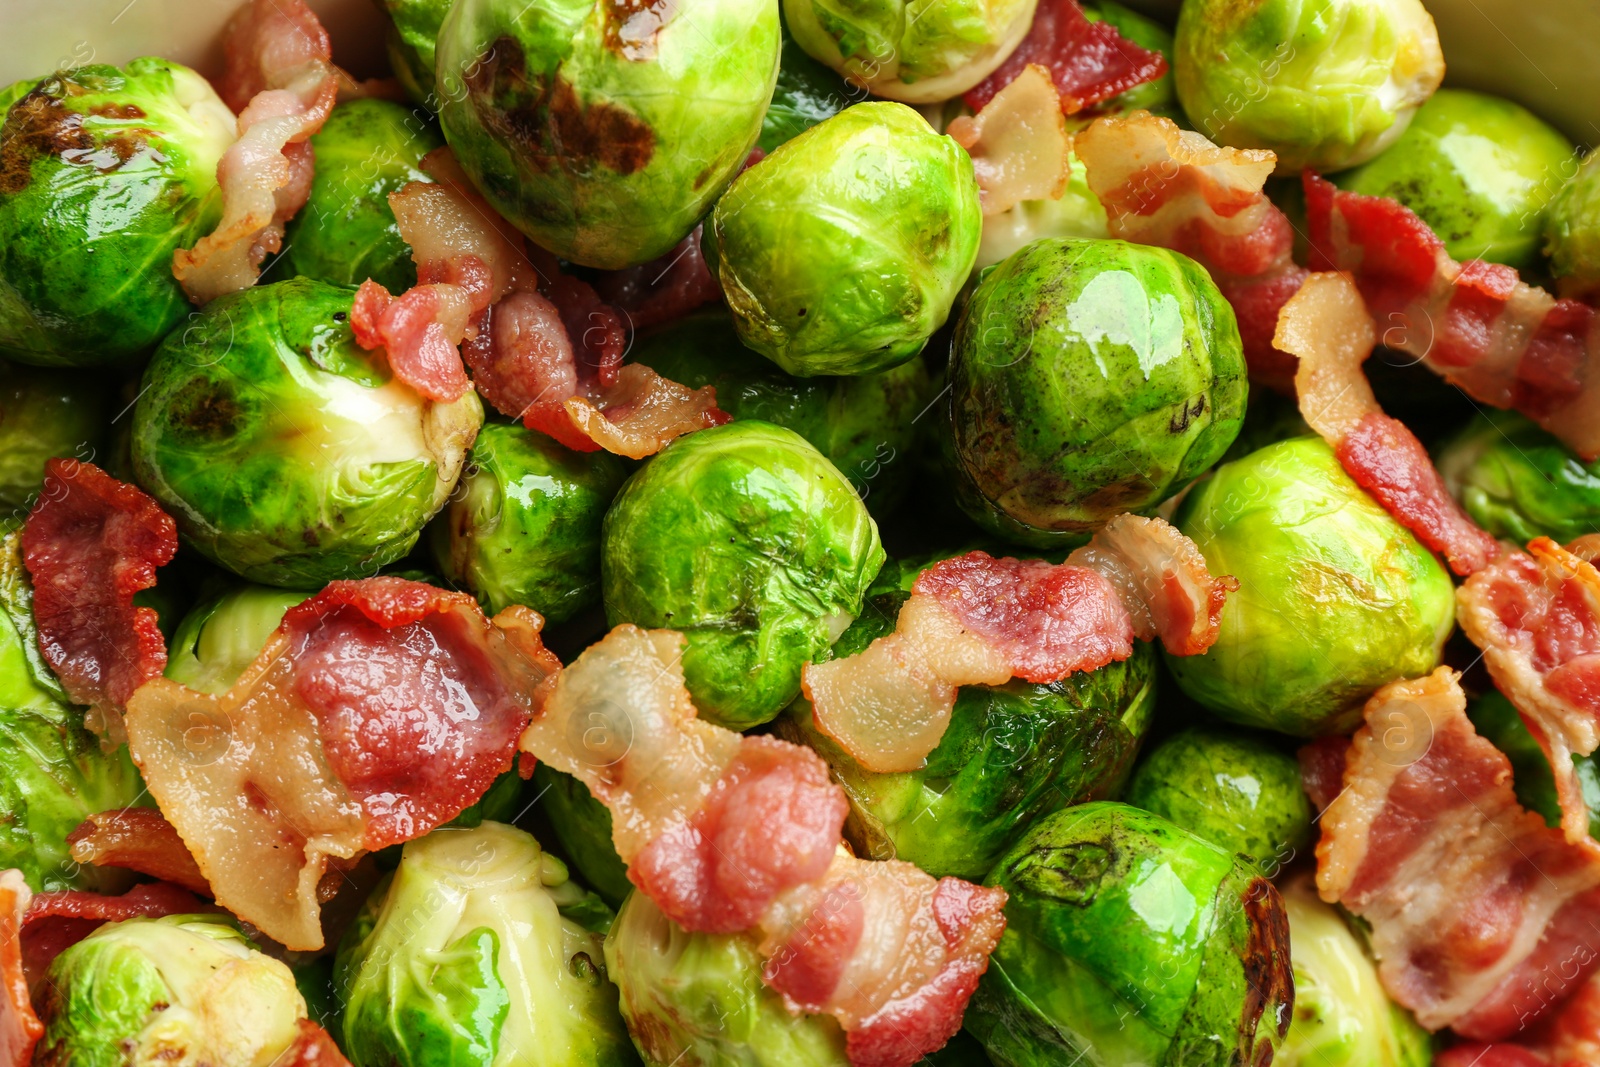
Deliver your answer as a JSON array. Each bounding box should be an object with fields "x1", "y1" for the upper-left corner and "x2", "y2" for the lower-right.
[
  {"x1": 123, "y1": 577, "x2": 559, "y2": 950},
  {"x1": 964, "y1": 0, "x2": 1167, "y2": 114},
  {"x1": 591, "y1": 225, "x2": 722, "y2": 331},
  {"x1": 519, "y1": 626, "x2": 1006, "y2": 1067},
  {"x1": 949, "y1": 66, "x2": 1072, "y2": 216},
  {"x1": 1438, "y1": 971, "x2": 1600, "y2": 1067},
  {"x1": 67, "y1": 809, "x2": 209, "y2": 896},
  {"x1": 0, "y1": 872, "x2": 40, "y2": 1067},
  {"x1": 21, "y1": 882, "x2": 214, "y2": 978},
  {"x1": 1315, "y1": 668, "x2": 1600, "y2": 1039},
  {"x1": 1304, "y1": 171, "x2": 1600, "y2": 461},
  {"x1": 21, "y1": 460, "x2": 177, "y2": 742},
  {"x1": 172, "y1": 0, "x2": 338, "y2": 303}
]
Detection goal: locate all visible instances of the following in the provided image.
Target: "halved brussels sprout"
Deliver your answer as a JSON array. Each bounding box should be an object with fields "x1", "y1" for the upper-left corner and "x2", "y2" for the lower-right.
[
  {"x1": 533, "y1": 764, "x2": 632, "y2": 908},
  {"x1": 131, "y1": 277, "x2": 484, "y2": 587},
  {"x1": 1167, "y1": 436, "x2": 1455, "y2": 736},
  {"x1": 947, "y1": 237, "x2": 1247, "y2": 549},
  {"x1": 1437, "y1": 409, "x2": 1600, "y2": 545},
  {"x1": 759, "y1": 28, "x2": 856, "y2": 154},
  {"x1": 379, "y1": 0, "x2": 457, "y2": 106},
  {"x1": 1468, "y1": 688, "x2": 1600, "y2": 840},
  {"x1": 435, "y1": 0, "x2": 779, "y2": 268},
  {"x1": 708, "y1": 103, "x2": 981, "y2": 377},
  {"x1": 164, "y1": 582, "x2": 315, "y2": 695},
  {"x1": 1545, "y1": 146, "x2": 1600, "y2": 297},
  {"x1": 602, "y1": 420, "x2": 883, "y2": 729},
  {"x1": 0, "y1": 361, "x2": 107, "y2": 508}
]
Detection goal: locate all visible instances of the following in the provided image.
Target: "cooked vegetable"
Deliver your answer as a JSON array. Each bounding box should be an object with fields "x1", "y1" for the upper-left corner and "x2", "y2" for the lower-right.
[
  {"x1": 0, "y1": 361, "x2": 107, "y2": 509},
  {"x1": 1437, "y1": 409, "x2": 1600, "y2": 547},
  {"x1": 379, "y1": 0, "x2": 456, "y2": 106},
  {"x1": 533, "y1": 764, "x2": 632, "y2": 908},
  {"x1": 1545, "y1": 145, "x2": 1600, "y2": 297},
  {"x1": 758, "y1": 28, "x2": 855, "y2": 154},
  {"x1": 164, "y1": 582, "x2": 313, "y2": 695}
]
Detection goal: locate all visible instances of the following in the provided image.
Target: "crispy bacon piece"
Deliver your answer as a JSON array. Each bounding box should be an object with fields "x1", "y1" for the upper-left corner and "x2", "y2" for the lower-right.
[
  {"x1": 67, "y1": 809, "x2": 209, "y2": 896},
  {"x1": 0, "y1": 872, "x2": 41, "y2": 1067},
  {"x1": 281, "y1": 1021, "x2": 354, "y2": 1067},
  {"x1": 123, "y1": 577, "x2": 559, "y2": 950},
  {"x1": 21, "y1": 881, "x2": 214, "y2": 978},
  {"x1": 949, "y1": 65, "x2": 1072, "y2": 216},
  {"x1": 1075, "y1": 111, "x2": 1309, "y2": 391},
  {"x1": 964, "y1": 0, "x2": 1167, "y2": 113},
  {"x1": 1315, "y1": 668, "x2": 1600, "y2": 1038},
  {"x1": 591, "y1": 225, "x2": 721, "y2": 331},
  {"x1": 1438, "y1": 970, "x2": 1600, "y2": 1067},
  {"x1": 21, "y1": 460, "x2": 177, "y2": 742},
  {"x1": 172, "y1": 0, "x2": 338, "y2": 303},
  {"x1": 562, "y1": 364, "x2": 731, "y2": 460}
]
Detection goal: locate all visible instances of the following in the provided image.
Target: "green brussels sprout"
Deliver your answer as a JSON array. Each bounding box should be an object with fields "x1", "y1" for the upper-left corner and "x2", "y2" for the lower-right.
[
  {"x1": 759, "y1": 28, "x2": 856, "y2": 155},
  {"x1": 966, "y1": 802, "x2": 1292, "y2": 1067},
  {"x1": 533, "y1": 764, "x2": 632, "y2": 907},
  {"x1": 947, "y1": 237, "x2": 1247, "y2": 549},
  {"x1": 0, "y1": 361, "x2": 108, "y2": 508},
  {"x1": 431, "y1": 422, "x2": 627, "y2": 623},
  {"x1": 782, "y1": 0, "x2": 1034, "y2": 104},
  {"x1": 435, "y1": 0, "x2": 779, "y2": 269},
  {"x1": 602, "y1": 420, "x2": 883, "y2": 730},
  {"x1": 1334, "y1": 89, "x2": 1574, "y2": 270},
  {"x1": 36, "y1": 914, "x2": 308, "y2": 1066},
  {"x1": 1167, "y1": 436, "x2": 1456, "y2": 736},
  {"x1": 1080, "y1": 1, "x2": 1177, "y2": 118},
  {"x1": 380, "y1": 0, "x2": 457, "y2": 107},
  {"x1": 131, "y1": 277, "x2": 484, "y2": 587},
  {"x1": 606, "y1": 889, "x2": 848, "y2": 1067},
  {"x1": 1468, "y1": 688, "x2": 1600, "y2": 840},
  {"x1": 708, "y1": 103, "x2": 981, "y2": 377},
  {"x1": 1545, "y1": 146, "x2": 1600, "y2": 297},
  {"x1": 1126, "y1": 727, "x2": 1313, "y2": 872},
  {"x1": 0, "y1": 59, "x2": 235, "y2": 367},
  {"x1": 278, "y1": 99, "x2": 444, "y2": 293},
  {"x1": 1278, "y1": 878, "x2": 1432, "y2": 1066},
  {"x1": 165, "y1": 582, "x2": 315, "y2": 695},
  {"x1": 631, "y1": 312, "x2": 930, "y2": 518},
  {"x1": 1173, "y1": 0, "x2": 1444, "y2": 175},
  {"x1": 1437, "y1": 410, "x2": 1600, "y2": 546},
  {"x1": 336, "y1": 822, "x2": 636, "y2": 1067}
]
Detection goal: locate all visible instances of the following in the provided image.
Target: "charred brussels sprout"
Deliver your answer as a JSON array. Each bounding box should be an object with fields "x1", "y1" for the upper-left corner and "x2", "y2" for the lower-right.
[
  {"x1": 1438, "y1": 410, "x2": 1600, "y2": 545},
  {"x1": 966, "y1": 802, "x2": 1293, "y2": 1067},
  {"x1": 533, "y1": 764, "x2": 632, "y2": 907},
  {"x1": 431, "y1": 422, "x2": 627, "y2": 623},
  {"x1": 602, "y1": 421, "x2": 882, "y2": 729},
  {"x1": 1468, "y1": 688, "x2": 1600, "y2": 840},
  {"x1": 1173, "y1": 0, "x2": 1444, "y2": 175},
  {"x1": 0, "y1": 361, "x2": 107, "y2": 508},
  {"x1": 1168, "y1": 437, "x2": 1455, "y2": 736},
  {"x1": 759, "y1": 28, "x2": 855, "y2": 154},
  {"x1": 1335, "y1": 89, "x2": 1574, "y2": 270},
  {"x1": 708, "y1": 103, "x2": 981, "y2": 377},
  {"x1": 1546, "y1": 147, "x2": 1600, "y2": 297},
  {"x1": 380, "y1": 0, "x2": 457, "y2": 106},
  {"x1": 36, "y1": 915, "x2": 308, "y2": 1067},
  {"x1": 164, "y1": 582, "x2": 315, "y2": 695},
  {"x1": 435, "y1": 0, "x2": 779, "y2": 269},
  {"x1": 0, "y1": 59, "x2": 234, "y2": 367},
  {"x1": 336, "y1": 822, "x2": 635, "y2": 1067},
  {"x1": 131, "y1": 277, "x2": 483, "y2": 587},
  {"x1": 606, "y1": 889, "x2": 848, "y2": 1067},
  {"x1": 948, "y1": 238, "x2": 1247, "y2": 549},
  {"x1": 1126, "y1": 727, "x2": 1313, "y2": 872},
  {"x1": 279, "y1": 99, "x2": 444, "y2": 292}
]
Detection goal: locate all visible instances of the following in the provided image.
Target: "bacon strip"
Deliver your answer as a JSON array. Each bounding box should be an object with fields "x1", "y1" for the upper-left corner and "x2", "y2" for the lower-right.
[
  {"x1": 0, "y1": 872, "x2": 40, "y2": 1067},
  {"x1": 964, "y1": 0, "x2": 1167, "y2": 114},
  {"x1": 67, "y1": 809, "x2": 209, "y2": 896},
  {"x1": 1438, "y1": 970, "x2": 1600, "y2": 1067},
  {"x1": 1304, "y1": 171, "x2": 1600, "y2": 461},
  {"x1": 20, "y1": 460, "x2": 177, "y2": 742},
  {"x1": 21, "y1": 881, "x2": 214, "y2": 979},
  {"x1": 123, "y1": 577, "x2": 559, "y2": 950},
  {"x1": 172, "y1": 0, "x2": 338, "y2": 303},
  {"x1": 949, "y1": 65, "x2": 1072, "y2": 217},
  {"x1": 591, "y1": 225, "x2": 721, "y2": 331}
]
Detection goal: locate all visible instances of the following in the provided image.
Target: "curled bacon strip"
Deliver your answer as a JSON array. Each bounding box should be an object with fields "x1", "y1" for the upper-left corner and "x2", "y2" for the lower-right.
[
  {"x1": 21, "y1": 460, "x2": 177, "y2": 742},
  {"x1": 949, "y1": 65, "x2": 1072, "y2": 217},
  {"x1": 172, "y1": 0, "x2": 338, "y2": 303},
  {"x1": 67, "y1": 809, "x2": 209, "y2": 896},
  {"x1": 0, "y1": 872, "x2": 41, "y2": 1067},
  {"x1": 591, "y1": 225, "x2": 722, "y2": 332},
  {"x1": 964, "y1": 0, "x2": 1167, "y2": 113}
]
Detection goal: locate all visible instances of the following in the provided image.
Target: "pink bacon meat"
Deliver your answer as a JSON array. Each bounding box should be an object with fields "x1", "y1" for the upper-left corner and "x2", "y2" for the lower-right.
[{"x1": 964, "y1": 0, "x2": 1167, "y2": 114}]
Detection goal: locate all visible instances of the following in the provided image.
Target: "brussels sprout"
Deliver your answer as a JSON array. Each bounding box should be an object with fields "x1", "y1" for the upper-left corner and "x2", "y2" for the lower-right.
[
  {"x1": 782, "y1": 0, "x2": 1034, "y2": 104},
  {"x1": 0, "y1": 59, "x2": 235, "y2": 367},
  {"x1": 131, "y1": 277, "x2": 484, "y2": 587},
  {"x1": 1468, "y1": 688, "x2": 1600, "y2": 840},
  {"x1": 1173, "y1": 0, "x2": 1444, "y2": 175},
  {"x1": 36, "y1": 914, "x2": 308, "y2": 1066},
  {"x1": 966, "y1": 802, "x2": 1292, "y2": 1067},
  {"x1": 1126, "y1": 727, "x2": 1313, "y2": 872},
  {"x1": 759, "y1": 28, "x2": 856, "y2": 154},
  {"x1": 1334, "y1": 89, "x2": 1574, "y2": 270},
  {"x1": 533, "y1": 764, "x2": 632, "y2": 907},
  {"x1": 1438, "y1": 410, "x2": 1600, "y2": 547},
  {"x1": 164, "y1": 582, "x2": 315, "y2": 695},
  {"x1": 947, "y1": 237, "x2": 1247, "y2": 549},
  {"x1": 1278, "y1": 878, "x2": 1432, "y2": 1066},
  {"x1": 0, "y1": 361, "x2": 107, "y2": 508},
  {"x1": 435, "y1": 0, "x2": 779, "y2": 269},
  {"x1": 1080, "y1": 1, "x2": 1177, "y2": 118},
  {"x1": 431, "y1": 422, "x2": 627, "y2": 623},
  {"x1": 631, "y1": 312, "x2": 930, "y2": 518},
  {"x1": 606, "y1": 889, "x2": 848, "y2": 1067},
  {"x1": 1167, "y1": 436, "x2": 1455, "y2": 736},
  {"x1": 1545, "y1": 146, "x2": 1600, "y2": 297},
  {"x1": 973, "y1": 155, "x2": 1109, "y2": 271},
  {"x1": 708, "y1": 103, "x2": 981, "y2": 377},
  {"x1": 278, "y1": 99, "x2": 444, "y2": 293},
  {"x1": 380, "y1": 0, "x2": 457, "y2": 106},
  {"x1": 602, "y1": 421, "x2": 883, "y2": 729},
  {"x1": 336, "y1": 822, "x2": 635, "y2": 1067}
]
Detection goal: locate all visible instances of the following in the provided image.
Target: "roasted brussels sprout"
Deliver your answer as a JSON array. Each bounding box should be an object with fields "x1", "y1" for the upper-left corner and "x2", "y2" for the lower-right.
[
  {"x1": 435, "y1": 0, "x2": 779, "y2": 268},
  {"x1": 759, "y1": 28, "x2": 856, "y2": 154},
  {"x1": 1278, "y1": 877, "x2": 1432, "y2": 1066},
  {"x1": 1468, "y1": 688, "x2": 1600, "y2": 840},
  {"x1": 431, "y1": 422, "x2": 627, "y2": 623},
  {"x1": 1335, "y1": 89, "x2": 1574, "y2": 269},
  {"x1": 0, "y1": 59, "x2": 234, "y2": 367},
  {"x1": 164, "y1": 582, "x2": 315, "y2": 695},
  {"x1": 279, "y1": 99, "x2": 444, "y2": 293},
  {"x1": 533, "y1": 764, "x2": 632, "y2": 907},
  {"x1": 379, "y1": 0, "x2": 456, "y2": 106},
  {"x1": 966, "y1": 802, "x2": 1292, "y2": 1067},
  {"x1": 947, "y1": 237, "x2": 1247, "y2": 548},
  {"x1": 602, "y1": 420, "x2": 883, "y2": 729},
  {"x1": 336, "y1": 822, "x2": 635, "y2": 1067},
  {"x1": 131, "y1": 277, "x2": 484, "y2": 587},
  {"x1": 1173, "y1": 0, "x2": 1444, "y2": 175},
  {"x1": 36, "y1": 914, "x2": 308, "y2": 1066},
  {"x1": 606, "y1": 888, "x2": 849, "y2": 1067},
  {"x1": 0, "y1": 361, "x2": 107, "y2": 508},
  {"x1": 1437, "y1": 409, "x2": 1600, "y2": 545},
  {"x1": 708, "y1": 103, "x2": 981, "y2": 377},
  {"x1": 1126, "y1": 727, "x2": 1313, "y2": 872},
  {"x1": 1545, "y1": 146, "x2": 1600, "y2": 297},
  {"x1": 1167, "y1": 437, "x2": 1456, "y2": 736}
]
